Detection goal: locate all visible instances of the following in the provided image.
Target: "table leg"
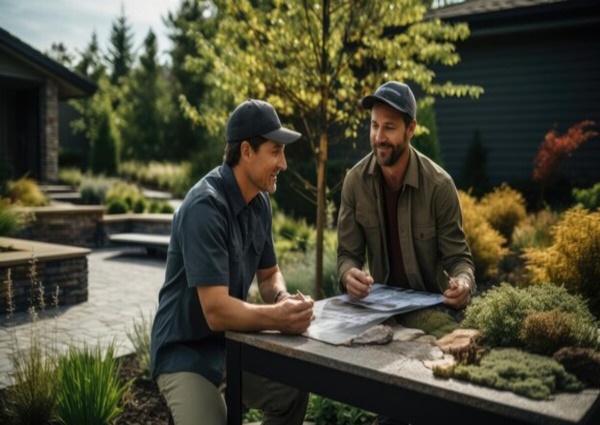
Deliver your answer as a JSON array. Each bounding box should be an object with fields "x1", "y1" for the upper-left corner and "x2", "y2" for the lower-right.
[{"x1": 226, "y1": 339, "x2": 242, "y2": 425}]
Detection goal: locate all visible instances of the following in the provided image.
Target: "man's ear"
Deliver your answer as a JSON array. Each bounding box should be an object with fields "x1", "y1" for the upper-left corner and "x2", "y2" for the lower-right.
[
  {"x1": 240, "y1": 140, "x2": 251, "y2": 160},
  {"x1": 407, "y1": 119, "x2": 417, "y2": 139}
]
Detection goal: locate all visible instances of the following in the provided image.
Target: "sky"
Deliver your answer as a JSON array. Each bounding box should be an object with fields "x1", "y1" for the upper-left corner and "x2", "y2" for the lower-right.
[{"x1": 0, "y1": 0, "x2": 184, "y2": 64}]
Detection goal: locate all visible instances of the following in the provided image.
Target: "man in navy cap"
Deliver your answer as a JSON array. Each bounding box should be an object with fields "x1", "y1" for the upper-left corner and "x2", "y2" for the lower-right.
[
  {"x1": 337, "y1": 81, "x2": 475, "y2": 321},
  {"x1": 151, "y1": 99, "x2": 314, "y2": 425},
  {"x1": 337, "y1": 82, "x2": 475, "y2": 423}
]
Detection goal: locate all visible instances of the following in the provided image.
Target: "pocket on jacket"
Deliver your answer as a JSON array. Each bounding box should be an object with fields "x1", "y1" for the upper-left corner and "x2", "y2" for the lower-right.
[
  {"x1": 356, "y1": 208, "x2": 379, "y2": 229},
  {"x1": 414, "y1": 225, "x2": 436, "y2": 241}
]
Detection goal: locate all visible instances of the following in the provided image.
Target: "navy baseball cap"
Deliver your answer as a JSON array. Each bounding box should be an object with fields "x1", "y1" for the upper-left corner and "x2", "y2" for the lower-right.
[
  {"x1": 361, "y1": 81, "x2": 417, "y2": 120},
  {"x1": 226, "y1": 99, "x2": 301, "y2": 144}
]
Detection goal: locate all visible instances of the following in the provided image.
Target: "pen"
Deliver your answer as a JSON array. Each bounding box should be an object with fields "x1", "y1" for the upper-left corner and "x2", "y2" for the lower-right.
[
  {"x1": 443, "y1": 269, "x2": 458, "y2": 289},
  {"x1": 296, "y1": 289, "x2": 307, "y2": 301}
]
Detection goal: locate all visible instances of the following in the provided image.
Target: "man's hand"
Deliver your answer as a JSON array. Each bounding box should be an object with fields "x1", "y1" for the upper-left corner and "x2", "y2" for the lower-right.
[
  {"x1": 276, "y1": 297, "x2": 314, "y2": 334},
  {"x1": 343, "y1": 268, "x2": 374, "y2": 299},
  {"x1": 443, "y1": 274, "x2": 472, "y2": 310}
]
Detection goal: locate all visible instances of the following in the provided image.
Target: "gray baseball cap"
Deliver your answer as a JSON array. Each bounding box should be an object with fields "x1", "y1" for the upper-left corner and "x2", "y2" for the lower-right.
[
  {"x1": 361, "y1": 81, "x2": 417, "y2": 120},
  {"x1": 226, "y1": 99, "x2": 301, "y2": 144}
]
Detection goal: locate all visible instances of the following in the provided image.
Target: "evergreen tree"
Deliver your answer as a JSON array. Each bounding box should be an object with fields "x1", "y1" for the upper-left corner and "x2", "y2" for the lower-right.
[
  {"x1": 164, "y1": 0, "x2": 222, "y2": 167},
  {"x1": 74, "y1": 31, "x2": 106, "y2": 82},
  {"x1": 412, "y1": 102, "x2": 444, "y2": 166},
  {"x1": 119, "y1": 30, "x2": 175, "y2": 161},
  {"x1": 47, "y1": 42, "x2": 74, "y2": 67},
  {"x1": 460, "y1": 129, "x2": 490, "y2": 198},
  {"x1": 107, "y1": 5, "x2": 134, "y2": 86}
]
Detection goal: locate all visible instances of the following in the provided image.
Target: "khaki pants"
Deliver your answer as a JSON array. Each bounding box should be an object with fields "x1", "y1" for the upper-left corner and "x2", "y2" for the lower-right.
[{"x1": 157, "y1": 371, "x2": 309, "y2": 425}]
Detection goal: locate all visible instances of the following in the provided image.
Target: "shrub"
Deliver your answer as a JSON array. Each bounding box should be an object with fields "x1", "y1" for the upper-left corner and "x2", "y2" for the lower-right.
[
  {"x1": 532, "y1": 120, "x2": 597, "y2": 192},
  {"x1": 511, "y1": 208, "x2": 560, "y2": 251},
  {"x1": 6, "y1": 177, "x2": 49, "y2": 207},
  {"x1": 572, "y1": 182, "x2": 600, "y2": 210},
  {"x1": 106, "y1": 181, "x2": 143, "y2": 211},
  {"x1": 479, "y1": 183, "x2": 527, "y2": 243},
  {"x1": 462, "y1": 283, "x2": 598, "y2": 349},
  {"x1": 132, "y1": 197, "x2": 148, "y2": 213},
  {"x1": 57, "y1": 168, "x2": 84, "y2": 187},
  {"x1": 0, "y1": 201, "x2": 29, "y2": 236},
  {"x1": 3, "y1": 258, "x2": 60, "y2": 425},
  {"x1": 306, "y1": 394, "x2": 375, "y2": 425},
  {"x1": 5, "y1": 340, "x2": 58, "y2": 425},
  {"x1": 55, "y1": 342, "x2": 131, "y2": 425},
  {"x1": 435, "y1": 348, "x2": 583, "y2": 400},
  {"x1": 79, "y1": 176, "x2": 113, "y2": 205},
  {"x1": 554, "y1": 347, "x2": 600, "y2": 387},
  {"x1": 126, "y1": 310, "x2": 153, "y2": 376},
  {"x1": 105, "y1": 198, "x2": 129, "y2": 214},
  {"x1": 520, "y1": 309, "x2": 597, "y2": 356},
  {"x1": 458, "y1": 190, "x2": 508, "y2": 282},
  {"x1": 523, "y1": 206, "x2": 600, "y2": 318},
  {"x1": 148, "y1": 200, "x2": 175, "y2": 214}
]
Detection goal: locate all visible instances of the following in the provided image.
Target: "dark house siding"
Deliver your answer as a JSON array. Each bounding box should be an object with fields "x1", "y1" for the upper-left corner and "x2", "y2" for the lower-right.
[{"x1": 431, "y1": 0, "x2": 600, "y2": 189}]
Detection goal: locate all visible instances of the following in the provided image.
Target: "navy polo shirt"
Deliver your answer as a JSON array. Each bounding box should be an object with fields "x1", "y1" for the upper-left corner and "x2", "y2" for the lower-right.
[{"x1": 150, "y1": 164, "x2": 277, "y2": 386}]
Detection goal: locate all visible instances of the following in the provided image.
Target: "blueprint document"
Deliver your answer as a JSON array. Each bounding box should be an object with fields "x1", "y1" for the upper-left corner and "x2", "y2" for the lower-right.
[{"x1": 304, "y1": 284, "x2": 443, "y2": 345}]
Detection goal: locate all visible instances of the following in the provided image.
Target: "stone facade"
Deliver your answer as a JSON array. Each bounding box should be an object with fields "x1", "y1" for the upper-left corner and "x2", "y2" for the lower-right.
[{"x1": 40, "y1": 78, "x2": 59, "y2": 182}]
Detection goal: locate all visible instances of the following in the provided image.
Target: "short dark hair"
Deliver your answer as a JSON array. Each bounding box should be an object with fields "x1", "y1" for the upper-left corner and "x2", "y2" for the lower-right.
[{"x1": 224, "y1": 136, "x2": 268, "y2": 166}]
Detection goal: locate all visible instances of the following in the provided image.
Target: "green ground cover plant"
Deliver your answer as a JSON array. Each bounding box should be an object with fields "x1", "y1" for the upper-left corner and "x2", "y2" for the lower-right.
[{"x1": 435, "y1": 348, "x2": 583, "y2": 400}]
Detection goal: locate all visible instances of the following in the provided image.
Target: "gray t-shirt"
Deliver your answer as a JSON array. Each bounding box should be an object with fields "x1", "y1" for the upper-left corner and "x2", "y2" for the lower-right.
[{"x1": 150, "y1": 164, "x2": 276, "y2": 386}]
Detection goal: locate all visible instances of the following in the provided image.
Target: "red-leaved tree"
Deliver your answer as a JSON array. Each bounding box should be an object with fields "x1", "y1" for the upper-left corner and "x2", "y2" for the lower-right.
[{"x1": 532, "y1": 120, "x2": 597, "y2": 202}]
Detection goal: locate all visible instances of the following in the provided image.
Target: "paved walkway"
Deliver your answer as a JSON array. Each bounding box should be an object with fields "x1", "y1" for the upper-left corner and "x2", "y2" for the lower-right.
[{"x1": 0, "y1": 247, "x2": 165, "y2": 389}]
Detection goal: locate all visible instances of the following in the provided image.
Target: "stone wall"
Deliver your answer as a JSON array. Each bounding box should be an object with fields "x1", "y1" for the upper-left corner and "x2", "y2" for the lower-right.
[
  {"x1": 15, "y1": 205, "x2": 105, "y2": 248},
  {"x1": 0, "y1": 236, "x2": 90, "y2": 315},
  {"x1": 0, "y1": 256, "x2": 88, "y2": 314}
]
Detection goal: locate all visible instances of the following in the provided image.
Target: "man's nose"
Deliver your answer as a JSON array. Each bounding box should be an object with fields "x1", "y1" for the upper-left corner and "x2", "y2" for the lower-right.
[{"x1": 279, "y1": 153, "x2": 288, "y2": 171}]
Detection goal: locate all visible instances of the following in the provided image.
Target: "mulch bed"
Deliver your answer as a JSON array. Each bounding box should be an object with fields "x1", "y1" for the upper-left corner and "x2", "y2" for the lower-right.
[{"x1": 113, "y1": 353, "x2": 171, "y2": 425}]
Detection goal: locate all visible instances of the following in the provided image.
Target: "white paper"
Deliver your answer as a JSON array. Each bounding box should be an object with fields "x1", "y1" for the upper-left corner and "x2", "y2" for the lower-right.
[{"x1": 304, "y1": 284, "x2": 443, "y2": 345}]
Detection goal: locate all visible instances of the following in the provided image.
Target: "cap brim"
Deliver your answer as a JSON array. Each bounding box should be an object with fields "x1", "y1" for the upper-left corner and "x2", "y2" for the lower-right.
[
  {"x1": 262, "y1": 127, "x2": 302, "y2": 145},
  {"x1": 361, "y1": 95, "x2": 411, "y2": 117}
]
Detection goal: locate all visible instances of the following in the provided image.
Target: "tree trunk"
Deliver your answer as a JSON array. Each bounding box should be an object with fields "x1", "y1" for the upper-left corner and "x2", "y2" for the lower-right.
[{"x1": 315, "y1": 132, "x2": 327, "y2": 299}]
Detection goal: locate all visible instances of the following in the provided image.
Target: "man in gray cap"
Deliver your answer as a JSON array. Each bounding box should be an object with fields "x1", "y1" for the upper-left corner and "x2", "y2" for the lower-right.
[
  {"x1": 337, "y1": 80, "x2": 475, "y2": 326},
  {"x1": 151, "y1": 99, "x2": 314, "y2": 425}
]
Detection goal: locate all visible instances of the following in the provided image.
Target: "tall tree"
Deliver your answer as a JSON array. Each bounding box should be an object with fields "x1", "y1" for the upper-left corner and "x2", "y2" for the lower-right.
[
  {"x1": 107, "y1": 5, "x2": 135, "y2": 85},
  {"x1": 47, "y1": 42, "x2": 74, "y2": 67},
  {"x1": 74, "y1": 31, "x2": 106, "y2": 82},
  {"x1": 164, "y1": 0, "x2": 222, "y2": 167},
  {"x1": 183, "y1": 0, "x2": 483, "y2": 297},
  {"x1": 119, "y1": 30, "x2": 175, "y2": 161}
]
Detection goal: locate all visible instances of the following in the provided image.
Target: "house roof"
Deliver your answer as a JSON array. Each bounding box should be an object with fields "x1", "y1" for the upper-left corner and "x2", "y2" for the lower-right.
[
  {"x1": 0, "y1": 26, "x2": 96, "y2": 99},
  {"x1": 428, "y1": 0, "x2": 567, "y2": 19},
  {"x1": 426, "y1": 0, "x2": 598, "y2": 36}
]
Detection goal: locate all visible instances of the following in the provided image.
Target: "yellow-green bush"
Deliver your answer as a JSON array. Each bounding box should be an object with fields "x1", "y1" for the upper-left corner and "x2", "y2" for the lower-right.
[
  {"x1": 0, "y1": 201, "x2": 29, "y2": 236},
  {"x1": 6, "y1": 177, "x2": 49, "y2": 206},
  {"x1": 520, "y1": 309, "x2": 597, "y2": 356},
  {"x1": 479, "y1": 183, "x2": 527, "y2": 243},
  {"x1": 511, "y1": 208, "x2": 560, "y2": 251},
  {"x1": 57, "y1": 167, "x2": 84, "y2": 187},
  {"x1": 523, "y1": 206, "x2": 600, "y2": 318},
  {"x1": 458, "y1": 190, "x2": 508, "y2": 282},
  {"x1": 105, "y1": 181, "x2": 144, "y2": 212},
  {"x1": 462, "y1": 283, "x2": 598, "y2": 349}
]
